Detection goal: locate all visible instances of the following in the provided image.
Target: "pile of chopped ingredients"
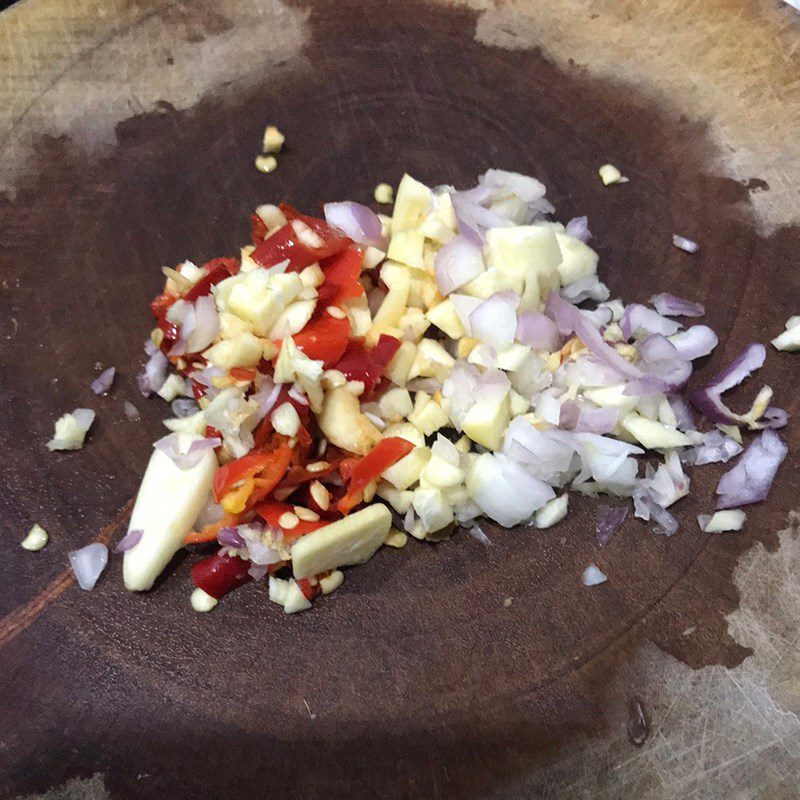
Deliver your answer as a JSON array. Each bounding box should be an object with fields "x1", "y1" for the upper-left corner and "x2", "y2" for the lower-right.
[{"x1": 46, "y1": 168, "x2": 794, "y2": 613}]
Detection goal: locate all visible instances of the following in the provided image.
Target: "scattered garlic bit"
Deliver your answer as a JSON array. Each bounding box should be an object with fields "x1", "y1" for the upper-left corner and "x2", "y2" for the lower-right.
[
  {"x1": 262, "y1": 125, "x2": 285, "y2": 154},
  {"x1": 582, "y1": 564, "x2": 608, "y2": 586},
  {"x1": 698, "y1": 509, "x2": 746, "y2": 533},
  {"x1": 503, "y1": 597, "x2": 513, "y2": 608},
  {"x1": 190, "y1": 587, "x2": 218, "y2": 612},
  {"x1": 598, "y1": 164, "x2": 628, "y2": 185},
  {"x1": 268, "y1": 575, "x2": 290, "y2": 607},
  {"x1": 771, "y1": 315, "x2": 800, "y2": 352},
  {"x1": 271, "y1": 402, "x2": 301, "y2": 436},
  {"x1": 319, "y1": 570, "x2": 344, "y2": 595},
  {"x1": 156, "y1": 373, "x2": 186, "y2": 402},
  {"x1": 255, "y1": 155, "x2": 278, "y2": 174},
  {"x1": 47, "y1": 408, "x2": 95, "y2": 451},
  {"x1": 672, "y1": 234, "x2": 699, "y2": 254},
  {"x1": 21, "y1": 523, "x2": 49, "y2": 551},
  {"x1": 534, "y1": 494, "x2": 569, "y2": 529},
  {"x1": 384, "y1": 528, "x2": 408, "y2": 548},
  {"x1": 374, "y1": 183, "x2": 394, "y2": 204}
]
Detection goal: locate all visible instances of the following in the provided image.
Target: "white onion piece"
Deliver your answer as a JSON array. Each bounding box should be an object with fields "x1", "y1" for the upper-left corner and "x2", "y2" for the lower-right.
[
  {"x1": 620, "y1": 304, "x2": 681, "y2": 339},
  {"x1": 433, "y1": 235, "x2": 485, "y2": 295},
  {"x1": 516, "y1": 312, "x2": 561, "y2": 351},
  {"x1": 650, "y1": 293, "x2": 704, "y2": 318},
  {"x1": 323, "y1": 201, "x2": 386, "y2": 247},
  {"x1": 68, "y1": 543, "x2": 109, "y2": 590},
  {"x1": 91, "y1": 367, "x2": 116, "y2": 395},
  {"x1": 716, "y1": 429, "x2": 787, "y2": 509},
  {"x1": 469, "y1": 291, "x2": 520, "y2": 349}
]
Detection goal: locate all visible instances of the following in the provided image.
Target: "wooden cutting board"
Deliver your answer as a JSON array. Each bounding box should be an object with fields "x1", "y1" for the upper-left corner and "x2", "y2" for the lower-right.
[{"x1": 2, "y1": 1, "x2": 799, "y2": 798}]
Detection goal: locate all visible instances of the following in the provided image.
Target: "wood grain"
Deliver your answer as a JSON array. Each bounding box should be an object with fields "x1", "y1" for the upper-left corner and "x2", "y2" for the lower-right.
[{"x1": 1, "y1": 1, "x2": 799, "y2": 798}]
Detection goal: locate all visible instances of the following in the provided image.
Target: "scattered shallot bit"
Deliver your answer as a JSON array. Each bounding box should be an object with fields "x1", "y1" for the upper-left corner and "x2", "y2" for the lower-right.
[
  {"x1": 374, "y1": 183, "x2": 394, "y2": 204},
  {"x1": 21, "y1": 524, "x2": 49, "y2": 551},
  {"x1": 310, "y1": 481, "x2": 330, "y2": 511},
  {"x1": 326, "y1": 305, "x2": 347, "y2": 320},
  {"x1": 672, "y1": 234, "x2": 699, "y2": 253},
  {"x1": 262, "y1": 125, "x2": 285, "y2": 153},
  {"x1": 307, "y1": 461, "x2": 330, "y2": 473},
  {"x1": 294, "y1": 506, "x2": 320, "y2": 522},
  {"x1": 626, "y1": 697, "x2": 648, "y2": 746},
  {"x1": 124, "y1": 401, "x2": 141, "y2": 420},
  {"x1": 598, "y1": 164, "x2": 629, "y2": 185},
  {"x1": 279, "y1": 511, "x2": 300, "y2": 529},
  {"x1": 582, "y1": 564, "x2": 608, "y2": 586},
  {"x1": 255, "y1": 155, "x2": 278, "y2": 174},
  {"x1": 91, "y1": 366, "x2": 116, "y2": 396}
]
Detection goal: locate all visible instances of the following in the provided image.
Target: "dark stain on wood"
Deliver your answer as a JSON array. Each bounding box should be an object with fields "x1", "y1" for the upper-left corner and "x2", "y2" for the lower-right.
[{"x1": 2, "y1": 1, "x2": 799, "y2": 797}]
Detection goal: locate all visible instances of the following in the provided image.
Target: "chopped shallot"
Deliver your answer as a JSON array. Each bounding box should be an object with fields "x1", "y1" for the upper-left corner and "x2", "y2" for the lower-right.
[
  {"x1": 69, "y1": 543, "x2": 109, "y2": 590},
  {"x1": 91, "y1": 367, "x2": 116, "y2": 395},
  {"x1": 582, "y1": 564, "x2": 608, "y2": 586},
  {"x1": 672, "y1": 234, "x2": 699, "y2": 253},
  {"x1": 715, "y1": 430, "x2": 787, "y2": 509}
]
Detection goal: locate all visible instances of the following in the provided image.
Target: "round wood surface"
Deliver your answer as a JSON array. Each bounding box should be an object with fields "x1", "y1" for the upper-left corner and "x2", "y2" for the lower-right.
[{"x1": 2, "y1": 1, "x2": 799, "y2": 798}]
